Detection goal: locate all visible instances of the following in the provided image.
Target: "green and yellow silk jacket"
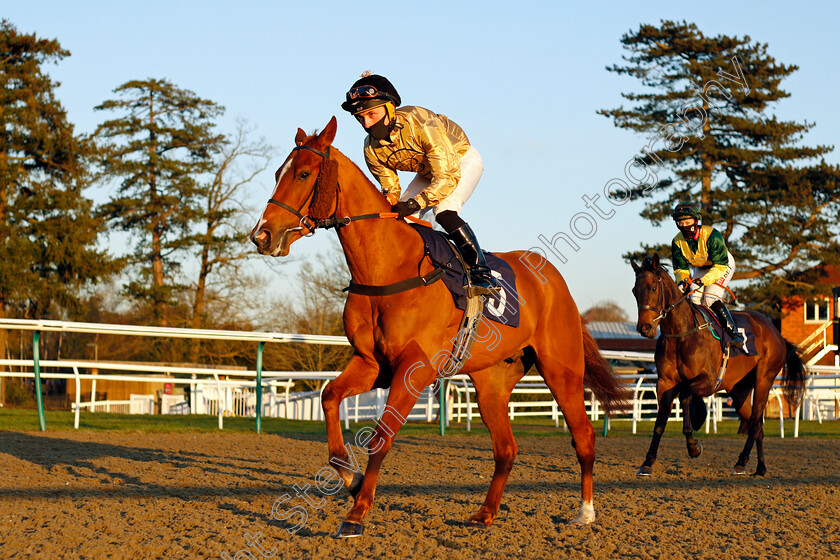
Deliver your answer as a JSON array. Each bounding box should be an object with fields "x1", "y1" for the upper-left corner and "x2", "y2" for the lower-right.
[
  {"x1": 670, "y1": 225, "x2": 730, "y2": 285},
  {"x1": 363, "y1": 106, "x2": 471, "y2": 209}
]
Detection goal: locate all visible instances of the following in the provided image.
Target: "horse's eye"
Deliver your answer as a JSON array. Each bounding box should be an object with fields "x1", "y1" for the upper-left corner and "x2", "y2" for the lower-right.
[
  {"x1": 651, "y1": 286, "x2": 657, "y2": 292},
  {"x1": 298, "y1": 171, "x2": 310, "y2": 180}
]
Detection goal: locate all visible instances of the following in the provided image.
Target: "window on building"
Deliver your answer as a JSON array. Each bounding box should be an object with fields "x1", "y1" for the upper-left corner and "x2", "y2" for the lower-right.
[{"x1": 804, "y1": 298, "x2": 830, "y2": 323}]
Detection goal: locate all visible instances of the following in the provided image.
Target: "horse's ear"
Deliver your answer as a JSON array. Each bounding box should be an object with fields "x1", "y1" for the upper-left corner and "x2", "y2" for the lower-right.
[
  {"x1": 652, "y1": 253, "x2": 660, "y2": 269},
  {"x1": 295, "y1": 128, "x2": 306, "y2": 146},
  {"x1": 631, "y1": 259, "x2": 640, "y2": 273},
  {"x1": 314, "y1": 116, "x2": 338, "y2": 149}
]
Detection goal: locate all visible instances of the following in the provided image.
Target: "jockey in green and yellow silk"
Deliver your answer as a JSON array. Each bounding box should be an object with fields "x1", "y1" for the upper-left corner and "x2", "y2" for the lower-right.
[
  {"x1": 341, "y1": 72, "x2": 500, "y2": 296},
  {"x1": 670, "y1": 202, "x2": 744, "y2": 348}
]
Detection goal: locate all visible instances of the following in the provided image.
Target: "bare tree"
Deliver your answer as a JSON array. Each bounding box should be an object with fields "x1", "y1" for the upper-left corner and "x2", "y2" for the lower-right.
[
  {"x1": 259, "y1": 246, "x2": 353, "y2": 390},
  {"x1": 582, "y1": 300, "x2": 629, "y2": 323},
  {"x1": 184, "y1": 119, "x2": 275, "y2": 361}
]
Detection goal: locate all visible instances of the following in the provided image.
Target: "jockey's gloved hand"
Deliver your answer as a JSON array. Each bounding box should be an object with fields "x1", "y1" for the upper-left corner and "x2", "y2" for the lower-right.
[
  {"x1": 679, "y1": 278, "x2": 703, "y2": 293},
  {"x1": 391, "y1": 198, "x2": 420, "y2": 219}
]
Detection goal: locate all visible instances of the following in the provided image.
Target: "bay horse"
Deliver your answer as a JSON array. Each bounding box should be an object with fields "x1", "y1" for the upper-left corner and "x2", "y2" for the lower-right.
[
  {"x1": 251, "y1": 117, "x2": 629, "y2": 537},
  {"x1": 631, "y1": 254, "x2": 805, "y2": 477}
]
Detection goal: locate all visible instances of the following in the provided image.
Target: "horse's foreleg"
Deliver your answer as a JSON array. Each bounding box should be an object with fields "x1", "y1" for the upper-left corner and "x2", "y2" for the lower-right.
[
  {"x1": 337, "y1": 342, "x2": 435, "y2": 538},
  {"x1": 638, "y1": 384, "x2": 678, "y2": 476},
  {"x1": 681, "y1": 394, "x2": 703, "y2": 459},
  {"x1": 322, "y1": 354, "x2": 380, "y2": 494},
  {"x1": 464, "y1": 365, "x2": 519, "y2": 529}
]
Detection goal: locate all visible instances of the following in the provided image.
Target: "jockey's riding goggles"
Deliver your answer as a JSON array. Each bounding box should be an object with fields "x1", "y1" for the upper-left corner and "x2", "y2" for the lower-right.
[{"x1": 342, "y1": 84, "x2": 399, "y2": 114}]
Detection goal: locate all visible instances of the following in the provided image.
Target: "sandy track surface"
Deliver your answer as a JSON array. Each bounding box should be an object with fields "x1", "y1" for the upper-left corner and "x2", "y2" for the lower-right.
[{"x1": 1, "y1": 430, "x2": 838, "y2": 559}]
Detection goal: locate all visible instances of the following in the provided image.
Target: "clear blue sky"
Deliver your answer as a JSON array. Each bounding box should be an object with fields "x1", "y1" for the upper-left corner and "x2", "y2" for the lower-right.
[{"x1": 5, "y1": 1, "x2": 839, "y2": 318}]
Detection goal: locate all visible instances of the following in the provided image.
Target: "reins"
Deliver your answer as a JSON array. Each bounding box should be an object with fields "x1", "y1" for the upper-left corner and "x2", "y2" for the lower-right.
[
  {"x1": 636, "y1": 271, "x2": 711, "y2": 338},
  {"x1": 268, "y1": 142, "x2": 441, "y2": 296},
  {"x1": 267, "y1": 144, "x2": 431, "y2": 235}
]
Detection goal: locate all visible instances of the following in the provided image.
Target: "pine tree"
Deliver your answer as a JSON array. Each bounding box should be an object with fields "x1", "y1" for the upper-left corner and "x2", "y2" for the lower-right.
[
  {"x1": 599, "y1": 20, "x2": 840, "y2": 314},
  {"x1": 0, "y1": 20, "x2": 114, "y2": 321},
  {"x1": 94, "y1": 78, "x2": 225, "y2": 325}
]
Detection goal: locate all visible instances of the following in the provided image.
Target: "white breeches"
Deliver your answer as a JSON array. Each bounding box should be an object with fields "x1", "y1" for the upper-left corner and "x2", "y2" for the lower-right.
[
  {"x1": 689, "y1": 252, "x2": 736, "y2": 306},
  {"x1": 400, "y1": 146, "x2": 484, "y2": 222}
]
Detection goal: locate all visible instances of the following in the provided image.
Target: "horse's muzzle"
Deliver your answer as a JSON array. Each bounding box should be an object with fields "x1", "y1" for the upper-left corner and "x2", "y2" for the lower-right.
[
  {"x1": 251, "y1": 228, "x2": 272, "y2": 254},
  {"x1": 251, "y1": 227, "x2": 293, "y2": 257},
  {"x1": 637, "y1": 322, "x2": 657, "y2": 339}
]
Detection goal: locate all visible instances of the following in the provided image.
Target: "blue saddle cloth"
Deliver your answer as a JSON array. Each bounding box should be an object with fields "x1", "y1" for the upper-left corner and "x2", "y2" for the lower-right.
[
  {"x1": 695, "y1": 305, "x2": 756, "y2": 356},
  {"x1": 409, "y1": 223, "x2": 520, "y2": 328}
]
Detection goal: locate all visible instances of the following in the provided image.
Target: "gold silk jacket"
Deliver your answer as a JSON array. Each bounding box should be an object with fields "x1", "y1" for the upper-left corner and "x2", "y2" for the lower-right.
[{"x1": 363, "y1": 106, "x2": 471, "y2": 209}]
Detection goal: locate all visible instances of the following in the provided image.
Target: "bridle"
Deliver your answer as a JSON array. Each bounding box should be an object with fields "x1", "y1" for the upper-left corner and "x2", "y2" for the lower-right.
[
  {"x1": 635, "y1": 271, "x2": 691, "y2": 324},
  {"x1": 635, "y1": 270, "x2": 712, "y2": 338},
  {"x1": 263, "y1": 142, "x2": 444, "y2": 297},
  {"x1": 266, "y1": 143, "x2": 408, "y2": 234},
  {"x1": 266, "y1": 144, "x2": 331, "y2": 236}
]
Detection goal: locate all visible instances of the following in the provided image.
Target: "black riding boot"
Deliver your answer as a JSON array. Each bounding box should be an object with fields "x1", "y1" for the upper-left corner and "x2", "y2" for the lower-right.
[
  {"x1": 447, "y1": 223, "x2": 501, "y2": 297},
  {"x1": 710, "y1": 300, "x2": 745, "y2": 348}
]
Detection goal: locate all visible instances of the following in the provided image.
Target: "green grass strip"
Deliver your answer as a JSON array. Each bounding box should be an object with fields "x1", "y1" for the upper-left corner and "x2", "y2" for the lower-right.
[{"x1": 2, "y1": 408, "x2": 838, "y2": 438}]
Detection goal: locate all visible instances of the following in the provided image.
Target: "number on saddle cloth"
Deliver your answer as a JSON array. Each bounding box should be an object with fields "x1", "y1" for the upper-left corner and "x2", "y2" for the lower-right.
[{"x1": 408, "y1": 223, "x2": 520, "y2": 328}]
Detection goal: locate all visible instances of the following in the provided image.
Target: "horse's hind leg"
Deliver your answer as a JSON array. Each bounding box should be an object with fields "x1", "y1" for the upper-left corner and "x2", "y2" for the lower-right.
[
  {"x1": 533, "y1": 347, "x2": 596, "y2": 525},
  {"x1": 731, "y1": 367, "x2": 772, "y2": 476},
  {"x1": 681, "y1": 392, "x2": 703, "y2": 459},
  {"x1": 465, "y1": 362, "x2": 524, "y2": 528}
]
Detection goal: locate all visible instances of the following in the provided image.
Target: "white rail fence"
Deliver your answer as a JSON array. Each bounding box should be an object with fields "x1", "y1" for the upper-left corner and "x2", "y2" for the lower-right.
[
  {"x1": 2, "y1": 357, "x2": 837, "y2": 438},
  {"x1": 1, "y1": 321, "x2": 837, "y2": 437}
]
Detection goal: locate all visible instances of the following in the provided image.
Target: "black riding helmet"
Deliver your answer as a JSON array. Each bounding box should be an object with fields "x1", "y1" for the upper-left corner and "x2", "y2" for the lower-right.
[{"x1": 341, "y1": 73, "x2": 401, "y2": 114}]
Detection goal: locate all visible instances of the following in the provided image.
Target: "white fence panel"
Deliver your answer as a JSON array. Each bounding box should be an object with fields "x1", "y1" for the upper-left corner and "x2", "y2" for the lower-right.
[{"x1": 129, "y1": 394, "x2": 155, "y2": 415}]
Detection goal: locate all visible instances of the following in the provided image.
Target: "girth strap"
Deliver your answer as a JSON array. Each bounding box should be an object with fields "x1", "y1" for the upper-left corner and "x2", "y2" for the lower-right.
[
  {"x1": 661, "y1": 321, "x2": 712, "y2": 338},
  {"x1": 344, "y1": 267, "x2": 446, "y2": 296}
]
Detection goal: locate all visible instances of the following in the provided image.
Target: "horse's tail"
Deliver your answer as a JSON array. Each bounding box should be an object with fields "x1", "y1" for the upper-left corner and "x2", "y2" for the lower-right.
[
  {"x1": 581, "y1": 318, "x2": 632, "y2": 415},
  {"x1": 782, "y1": 339, "x2": 806, "y2": 412}
]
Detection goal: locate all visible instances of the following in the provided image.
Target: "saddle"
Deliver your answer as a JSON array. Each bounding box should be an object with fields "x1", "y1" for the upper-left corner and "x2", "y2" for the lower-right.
[
  {"x1": 693, "y1": 304, "x2": 755, "y2": 357},
  {"x1": 692, "y1": 304, "x2": 756, "y2": 392},
  {"x1": 409, "y1": 223, "x2": 520, "y2": 377},
  {"x1": 408, "y1": 223, "x2": 520, "y2": 328}
]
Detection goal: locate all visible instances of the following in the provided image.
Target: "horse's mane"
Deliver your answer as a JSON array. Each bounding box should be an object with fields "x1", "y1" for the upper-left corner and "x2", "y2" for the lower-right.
[{"x1": 303, "y1": 131, "x2": 389, "y2": 219}]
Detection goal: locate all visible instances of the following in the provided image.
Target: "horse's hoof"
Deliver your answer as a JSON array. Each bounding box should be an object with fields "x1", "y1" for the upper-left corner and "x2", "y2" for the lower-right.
[
  {"x1": 732, "y1": 465, "x2": 746, "y2": 476},
  {"x1": 689, "y1": 443, "x2": 703, "y2": 459},
  {"x1": 335, "y1": 521, "x2": 365, "y2": 538},
  {"x1": 347, "y1": 472, "x2": 364, "y2": 499},
  {"x1": 751, "y1": 469, "x2": 767, "y2": 477},
  {"x1": 569, "y1": 501, "x2": 595, "y2": 526},
  {"x1": 637, "y1": 465, "x2": 653, "y2": 477},
  {"x1": 463, "y1": 519, "x2": 488, "y2": 530}
]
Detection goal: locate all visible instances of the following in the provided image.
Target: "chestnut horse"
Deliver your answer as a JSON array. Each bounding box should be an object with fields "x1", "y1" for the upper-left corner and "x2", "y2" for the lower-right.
[
  {"x1": 251, "y1": 117, "x2": 628, "y2": 537},
  {"x1": 631, "y1": 254, "x2": 805, "y2": 477}
]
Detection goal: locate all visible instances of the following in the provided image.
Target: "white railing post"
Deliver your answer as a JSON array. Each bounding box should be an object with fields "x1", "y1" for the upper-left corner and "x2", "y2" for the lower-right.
[{"x1": 73, "y1": 366, "x2": 81, "y2": 430}]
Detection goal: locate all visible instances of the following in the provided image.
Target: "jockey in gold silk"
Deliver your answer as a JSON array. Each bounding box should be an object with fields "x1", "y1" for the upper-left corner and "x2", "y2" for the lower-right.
[
  {"x1": 341, "y1": 72, "x2": 500, "y2": 296},
  {"x1": 671, "y1": 202, "x2": 745, "y2": 348}
]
